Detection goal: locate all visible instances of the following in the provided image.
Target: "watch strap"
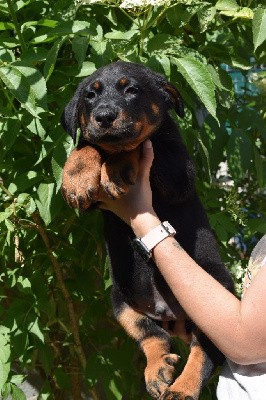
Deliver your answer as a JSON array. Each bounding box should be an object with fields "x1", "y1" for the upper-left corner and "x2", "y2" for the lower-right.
[{"x1": 141, "y1": 221, "x2": 176, "y2": 250}]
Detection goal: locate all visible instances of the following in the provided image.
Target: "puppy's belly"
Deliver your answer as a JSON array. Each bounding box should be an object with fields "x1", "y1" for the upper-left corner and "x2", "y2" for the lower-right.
[{"x1": 133, "y1": 285, "x2": 184, "y2": 321}]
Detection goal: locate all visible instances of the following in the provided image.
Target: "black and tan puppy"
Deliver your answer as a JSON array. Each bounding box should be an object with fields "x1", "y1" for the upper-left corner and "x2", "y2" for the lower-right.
[{"x1": 61, "y1": 61, "x2": 234, "y2": 400}]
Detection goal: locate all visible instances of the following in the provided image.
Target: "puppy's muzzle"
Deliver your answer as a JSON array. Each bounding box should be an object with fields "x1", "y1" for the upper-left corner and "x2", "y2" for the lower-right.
[{"x1": 93, "y1": 106, "x2": 118, "y2": 129}]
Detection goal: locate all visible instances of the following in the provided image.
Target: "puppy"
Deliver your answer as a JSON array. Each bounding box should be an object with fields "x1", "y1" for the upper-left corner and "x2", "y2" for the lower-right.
[{"x1": 61, "y1": 61, "x2": 234, "y2": 400}]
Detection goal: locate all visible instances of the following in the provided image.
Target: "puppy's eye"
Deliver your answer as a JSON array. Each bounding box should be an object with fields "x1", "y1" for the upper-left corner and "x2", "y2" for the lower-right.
[
  {"x1": 124, "y1": 86, "x2": 138, "y2": 95},
  {"x1": 86, "y1": 91, "x2": 96, "y2": 100}
]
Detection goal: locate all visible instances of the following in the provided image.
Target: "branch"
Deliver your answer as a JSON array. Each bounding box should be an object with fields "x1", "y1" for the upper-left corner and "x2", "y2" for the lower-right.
[
  {"x1": 32, "y1": 212, "x2": 87, "y2": 369},
  {"x1": 6, "y1": 0, "x2": 27, "y2": 53}
]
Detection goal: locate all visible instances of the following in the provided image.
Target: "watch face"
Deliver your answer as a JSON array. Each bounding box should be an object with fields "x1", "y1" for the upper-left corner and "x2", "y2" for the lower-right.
[{"x1": 132, "y1": 238, "x2": 151, "y2": 261}]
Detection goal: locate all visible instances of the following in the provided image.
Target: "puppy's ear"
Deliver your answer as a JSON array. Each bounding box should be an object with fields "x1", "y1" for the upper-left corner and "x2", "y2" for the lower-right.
[
  {"x1": 61, "y1": 93, "x2": 81, "y2": 144},
  {"x1": 163, "y1": 82, "x2": 184, "y2": 118}
]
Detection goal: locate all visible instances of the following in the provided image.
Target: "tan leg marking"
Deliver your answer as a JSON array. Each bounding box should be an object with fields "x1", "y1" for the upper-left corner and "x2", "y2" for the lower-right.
[
  {"x1": 61, "y1": 146, "x2": 102, "y2": 210},
  {"x1": 117, "y1": 307, "x2": 144, "y2": 340},
  {"x1": 161, "y1": 335, "x2": 205, "y2": 400},
  {"x1": 142, "y1": 337, "x2": 179, "y2": 399}
]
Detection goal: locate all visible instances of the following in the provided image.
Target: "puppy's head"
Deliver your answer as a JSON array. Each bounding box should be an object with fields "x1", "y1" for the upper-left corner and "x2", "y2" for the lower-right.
[{"x1": 61, "y1": 61, "x2": 184, "y2": 153}]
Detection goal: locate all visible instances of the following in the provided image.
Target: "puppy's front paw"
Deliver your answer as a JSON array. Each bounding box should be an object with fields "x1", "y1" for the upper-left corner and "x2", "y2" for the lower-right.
[
  {"x1": 62, "y1": 172, "x2": 99, "y2": 210},
  {"x1": 100, "y1": 163, "x2": 129, "y2": 199},
  {"x1": 161, "y1": 389, "x2": 197, "y2": 400},
  {"x1": 61, "y1": 146, "x2": 102, "y2": 210},
  {"x1": 100, "y1": 162, "x2": 138, "y2": 199},
  {"x1": 145, "y1": 353, "x2": 179, "y2": 399},
  {"x1": 160, "y1": 374, "x2": 200, "y2": 400},
  {"x1": 100, "y1": 148, "x2": 140, "y2": 199}
]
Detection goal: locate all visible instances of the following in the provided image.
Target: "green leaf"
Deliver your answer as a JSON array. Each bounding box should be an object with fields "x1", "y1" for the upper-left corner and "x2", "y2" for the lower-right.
[
  {"x1": 54, "y1": 367, "x2": 71, "y2": 391},
  {"x1": 0, "y1": 208, "x2": 14, "y2": 223},
  {"x1": 10, "y1": 384, "x2": 26, "y2": 400},
  {"x1": 166, "y1": 4, "x2": 196, "y2": 28},
  {"x1": 1, "y1": 383, "x2": 11, "y2": 400},
  {"x1": 36, "y1": 182, "x2": 55, "y2": 225},
  {"x1": 63, "y1": 61, "x2": 96, "y2": 77},
  {"x1": 0, "y1": 66, "x2": 39, "y2": 117},
  {"x1": 147, "y1": 34, "x2": 183, "y2": 55},
  {"x1": 44, "y1": 37, "x2": 67, "y2": 81},
  {"x1": 197, "y1": 135, "x2": 212, "y2": 182},
  {"x1": 25, "y1": 197, "x2": 36, "y2": 216},
  {"x1": 38, "y1": 344, "x2": 54, "y2": 375},
  {"x1": 26, "y1": 116, "x2": 46, "y2": 138},
  {"x1": 0, "y1": 48, "x2": 15, "y2": 63},
  {"x1": 220, "y1": 7, "x2": 253, "y2": 19},
  {"x1": 78, "y1": 61, "x2": 97, "y2": 77},
  {"x1": 109, "y1": 378, "x2": 122, "y2": 400},
  {"x1": 17, "y1": 193, "x2": 30, "y2": 204},
  {"x1": 14, "y1": 0, "x2": 32, "y2": 11},
  {"x1": 198, "y1": 6, "x2": 216, "y2": 32},
  {"x1": 253, "y1": 8, "x2": 266, "y2": 51},
  {"x1": 216, "y1": 0, "x2": 238, "y2": 11},
  {"x1": 5, "y1": 219, "x2": 15, "y2": 232},
  {"x1": 0, "y1": 117, "x2": 20, "y2": 150},
  {"x1": 49, "y1": 20, "x2": 97, "y2": 36},
  {"x1": 207, "y1": 65, "x2": 231, "y2": 92},
  {"x1": 17, "y1": 276, "x2": 32, "y2": 295},
  {"x1": 105, "y1": 29, "x2": 139, "y2": 40},
  {"x1": 171, "y1": 57, "x2": 217, "y2": 120},
  {"x1": 28, "y1": 318, "x2": 44, "y2": 343},
  {"x1": 0, "y1": 22, "x2": 15, "y2": 30},
  {"x1": 10, "y1": 375, "x2": 25, "y2": 386},
  {"x1": 8, "y1": 171, "x2": 41, "y2": 194},
  {"x1": 72, "y1": 36, "x2": 89, "y2": 67},
  {"x1": 21, "y1": 47, "x2": 48, "y2": 63},
  {"x1": 0, "y1": 330, "x2": 11, "y2": 392},
  {"x1": 52, "y1": 138, "x2": 74, "y2": 192},
  {"x1": 227, "y1": 130, "x2": 253, "y2": 181},
  {"x1": 157, "y1": 55, "x2": 171, "y2": 77},
  {"x1": 12, "y1": 64, "x2": 48, "y2": 110}
]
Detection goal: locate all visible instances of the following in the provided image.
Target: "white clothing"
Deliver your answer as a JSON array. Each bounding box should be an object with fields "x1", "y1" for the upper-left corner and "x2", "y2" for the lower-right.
[{"x1": 217, "y1": 234, "x2": 266, "y2": 399}]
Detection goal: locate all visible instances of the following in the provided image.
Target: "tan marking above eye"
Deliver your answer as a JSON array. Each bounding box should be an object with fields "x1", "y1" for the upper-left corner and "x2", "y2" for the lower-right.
[
  {"x1": 151, "y1": 103, "x2": 160, "y2": 115},
  {"x1": 118, "y1": 77, "x2": 129, "y2": 87},
  {"x1": 92, "y1": 81, "x2": 101, "y2": 90}
]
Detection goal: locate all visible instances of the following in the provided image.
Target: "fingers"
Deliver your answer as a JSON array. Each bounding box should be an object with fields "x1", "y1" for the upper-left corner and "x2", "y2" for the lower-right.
[{"x1": 139, "y1": 140, "x2": 154, "y2": 180}]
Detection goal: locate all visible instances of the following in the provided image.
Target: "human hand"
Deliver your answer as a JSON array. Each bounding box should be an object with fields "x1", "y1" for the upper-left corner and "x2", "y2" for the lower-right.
[{"x1": 99, "y1": 140, "x2": 161, "y2": 236}]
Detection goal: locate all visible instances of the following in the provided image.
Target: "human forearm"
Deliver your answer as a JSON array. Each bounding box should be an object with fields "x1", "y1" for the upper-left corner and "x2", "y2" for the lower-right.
[
  {"x1": 132, "y1": 213, "x2": 266, "y2": 364},
  {"x1": 153, "y1": 235, "x2": 242, "y2": 361}
]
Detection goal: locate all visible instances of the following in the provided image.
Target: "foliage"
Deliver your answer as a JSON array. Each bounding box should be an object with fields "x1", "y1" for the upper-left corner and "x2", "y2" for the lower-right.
[{"x1": 0, "y1": 0, "x2": 265, "y2": 398}]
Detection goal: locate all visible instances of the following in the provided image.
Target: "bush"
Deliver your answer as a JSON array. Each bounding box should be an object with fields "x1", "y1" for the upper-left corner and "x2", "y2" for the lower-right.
[{"x1": 0, "y1": 0, "x2": 265, "y2": 398}]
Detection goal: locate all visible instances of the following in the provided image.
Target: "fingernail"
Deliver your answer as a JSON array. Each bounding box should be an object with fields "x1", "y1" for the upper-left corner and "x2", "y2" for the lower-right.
[{"x1": 144, "y1": 140, "x2": 152, "y2": 149}]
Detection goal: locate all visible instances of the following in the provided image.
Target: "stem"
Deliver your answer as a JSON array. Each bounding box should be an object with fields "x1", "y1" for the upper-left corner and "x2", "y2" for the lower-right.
[
  {"x1": 115, "y1": 2, "x2": 137, "y2": 24},
  {"x1": 138, "y1": 7, "x2": 150, "y2": 57},
  {"x1": 0, "y1": 77, "x2": 18, "y2": 113},
  {"x1": 32, "y1": 212, "x2": 87, "y2": 370},
  {"x1": 6, "y1": 0, "x2": 27, "y2": 53},
  {"x1": 0, "y1": 182, "x2": 13, "y2": 198}
]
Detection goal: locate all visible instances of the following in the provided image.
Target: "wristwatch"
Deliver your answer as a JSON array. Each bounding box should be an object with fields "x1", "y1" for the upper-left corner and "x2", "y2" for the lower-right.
[{"x1": 132, "y1": 221, "x2": 176, "y2": 261}]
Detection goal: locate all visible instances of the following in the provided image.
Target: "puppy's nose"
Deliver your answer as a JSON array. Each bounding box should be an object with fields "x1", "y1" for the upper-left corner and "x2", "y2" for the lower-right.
[{"x1": 94, "y1": 108, "x2": 117, "y2": 128}]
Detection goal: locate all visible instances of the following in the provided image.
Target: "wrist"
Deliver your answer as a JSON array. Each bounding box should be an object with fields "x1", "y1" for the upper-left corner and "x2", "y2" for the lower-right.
[
  {"x1": 132, "y1": 221, "x2": 177, "y2": 261},
  {"x1": 130, "y1": 212, "x2": 161, "y2": 238}
]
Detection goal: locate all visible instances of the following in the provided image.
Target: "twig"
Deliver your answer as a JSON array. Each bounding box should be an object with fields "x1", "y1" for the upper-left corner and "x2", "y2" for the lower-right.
[
  {"x1": 32, "y1": 212, "x2": 87, "y2": 370},
  {"x1": 6, "y1": 0, "x2": 27, "y2": 53}
]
